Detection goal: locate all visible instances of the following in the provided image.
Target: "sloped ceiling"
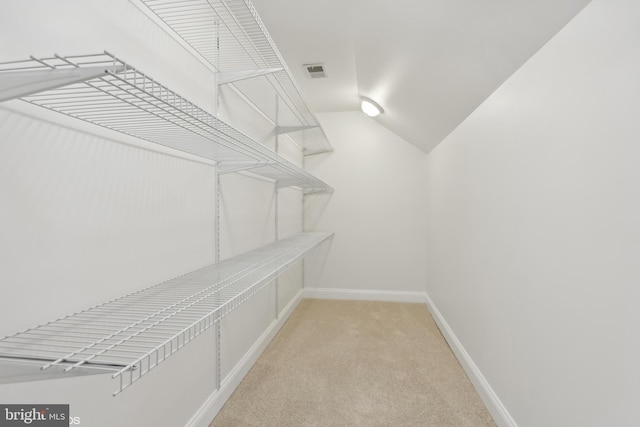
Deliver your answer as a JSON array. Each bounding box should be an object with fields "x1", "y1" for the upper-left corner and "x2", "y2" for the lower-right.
[{"x1": 251, "y1": 0, "x2": 592, "y2": 153}]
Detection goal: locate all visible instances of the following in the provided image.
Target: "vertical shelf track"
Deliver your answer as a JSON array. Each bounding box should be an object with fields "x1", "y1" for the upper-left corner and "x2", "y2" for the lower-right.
[{"x1": 274, "y1": 94, "x2": 281, "y2": 319}]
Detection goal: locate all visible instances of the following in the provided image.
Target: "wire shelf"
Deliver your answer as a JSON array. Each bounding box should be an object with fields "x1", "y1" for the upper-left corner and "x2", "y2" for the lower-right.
[
  {"x1": 138, "y1": 0, "x2": 333, "y2": 155},
  {"x1": 0, "y1": 232, "x2": 333, "y2": 396},
  {"x1": 0, "y1": 52, "x2": 331, "y2": 192}
]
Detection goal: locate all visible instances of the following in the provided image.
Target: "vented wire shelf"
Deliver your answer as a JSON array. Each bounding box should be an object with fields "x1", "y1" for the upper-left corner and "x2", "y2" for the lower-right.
[
  {"x1": 0, "y1": 232, "x2": 333, "y2": 395},
  {"x1": 138, "y1": 0, "x2": 333, "y2": 155},
  {"x1": 0, "y1": 52, "x2": 331, "y2": 192}
]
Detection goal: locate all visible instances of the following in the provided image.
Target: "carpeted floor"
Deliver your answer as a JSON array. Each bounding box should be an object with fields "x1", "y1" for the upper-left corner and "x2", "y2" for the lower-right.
[{"x1": 209, "y1": 299, "x2": 496, "y2": 427}]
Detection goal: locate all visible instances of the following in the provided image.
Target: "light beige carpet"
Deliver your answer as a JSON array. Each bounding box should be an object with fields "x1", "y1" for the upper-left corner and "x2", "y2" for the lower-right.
[{"x1": 209, "y1": 299, "x2": 496, "y2": 427}]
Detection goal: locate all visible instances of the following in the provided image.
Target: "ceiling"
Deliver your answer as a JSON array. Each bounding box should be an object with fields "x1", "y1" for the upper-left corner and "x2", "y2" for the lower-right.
[{"x1": 251, "y1": 0, "x2": 592, "y2": 153}]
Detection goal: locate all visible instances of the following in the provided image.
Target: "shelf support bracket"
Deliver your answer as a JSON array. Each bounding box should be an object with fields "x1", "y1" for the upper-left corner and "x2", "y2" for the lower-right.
[
  {"x1": 216, "y1": 68, "x2": 283, "y2": 86},
  {"x1": 0, "y1": 66, "x2": 123, "y2": 103},
  {"x1": 303, "y1": 188, "x2": 332, "y2": 195},
  {"x1": 276, "y1": 125, "x2": 319, "y2": 135},
  {"x1": 276, "y1": 179, "x2": 302, "y2": 189},
  {"x1": 303, "y1": 147, "x2": 334, "y2": 156},
  {"x1": 217, "y1": 161, "x2": 277, "y2": 175}
]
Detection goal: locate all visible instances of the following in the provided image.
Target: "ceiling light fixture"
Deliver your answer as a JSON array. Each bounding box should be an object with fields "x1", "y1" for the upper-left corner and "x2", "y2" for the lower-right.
[{"x1": 360, "y1": 96, "x2": 383, "y2": 117}]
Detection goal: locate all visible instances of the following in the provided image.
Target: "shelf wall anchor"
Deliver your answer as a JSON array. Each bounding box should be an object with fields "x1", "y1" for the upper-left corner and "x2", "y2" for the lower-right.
[
  {"x1": 276, "y1": 125, "x2": 319, "y2": 135},
  {"x1": 216, "y1": 68, "x2": 283, "y2": 85},
  {"x1": 0, "y1": 65, "x2": 123, "y2": 103}
]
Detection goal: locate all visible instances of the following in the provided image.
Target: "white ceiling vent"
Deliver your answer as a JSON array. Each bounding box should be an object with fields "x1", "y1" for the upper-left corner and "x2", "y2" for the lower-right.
[{"x1": 304, "y1": 63, "x2": 327, "y2": 78}]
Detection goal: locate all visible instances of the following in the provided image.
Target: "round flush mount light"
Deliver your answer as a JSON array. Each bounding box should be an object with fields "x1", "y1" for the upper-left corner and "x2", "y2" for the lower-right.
[{"x1": 360, "y1": 96, "x2": 383, "y2": 117}]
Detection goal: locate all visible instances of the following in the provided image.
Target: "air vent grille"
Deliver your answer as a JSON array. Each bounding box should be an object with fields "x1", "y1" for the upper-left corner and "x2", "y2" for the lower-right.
[{"x1": 304, "y1": 63, "x2": 326, "y2": 78}]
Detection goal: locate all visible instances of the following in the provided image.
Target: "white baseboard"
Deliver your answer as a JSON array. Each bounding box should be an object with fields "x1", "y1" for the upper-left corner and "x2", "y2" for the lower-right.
[
  {"x1": 185, "y1": 289, "x2": 304, "y2": 427},
  {"x1": 186, "y1": 288, "x2": 515, "y2": 427},
  {"x1": 424, "y1": 293, "x2": 518, "y2": 427},
  {"x1": 303, "y1": 287, "x2": 428, "y2": 303}
]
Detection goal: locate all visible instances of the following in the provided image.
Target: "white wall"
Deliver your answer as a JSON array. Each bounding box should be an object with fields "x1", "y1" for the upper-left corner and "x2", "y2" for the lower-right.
[
  {"x1": 425, "y1": 0, "x2": 640, "y2": 425},
  {"x1": 0, "y1": 1, "x2": 307, "y2": 425},
  {"x1": 305, "y1": 111, "x2": 428, "y2": 298}
]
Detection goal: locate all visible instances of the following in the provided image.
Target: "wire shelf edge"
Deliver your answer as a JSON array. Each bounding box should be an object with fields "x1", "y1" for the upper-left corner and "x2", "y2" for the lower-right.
[
  {"x1": 0, "y1": 52, "x2": 332, "y2": 193},
  {"x1": 0, "y1": 232, "x2": 333, "y2": 396}
]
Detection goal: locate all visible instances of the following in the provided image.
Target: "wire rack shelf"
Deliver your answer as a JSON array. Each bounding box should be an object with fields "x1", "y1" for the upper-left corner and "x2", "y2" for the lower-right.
[
  {"x1": 0, "y1": 52, "x2": 331, "y2": 192},
  {"x1": 0, "y1": 232, "x2": 333, "y2": 396},
  {"x1": 138, "y1": 0, "x2": 333, "y2": 155}
]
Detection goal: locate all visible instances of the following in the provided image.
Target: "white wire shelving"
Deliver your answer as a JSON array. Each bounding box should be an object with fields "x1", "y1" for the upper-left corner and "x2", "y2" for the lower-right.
[
  {"x1": 0, "y1": 232, "x2": 333, "y2": 396},
  {"x1": 137, "y1": 0, "x2": 333, "y2": 155},
  {"x1": 0, "y1": 52, "x2": 331, "y2": 193}
]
